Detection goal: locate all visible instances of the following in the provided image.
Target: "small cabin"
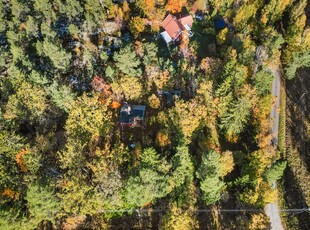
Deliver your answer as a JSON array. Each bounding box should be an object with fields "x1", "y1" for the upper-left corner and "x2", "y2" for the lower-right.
[
  {"x1": 119, "y1": 104, "x2": 146, "y2": 127},
  {"x1": 160, "y1": 14, "x2": 194, "y2": 45},
  {"x1": 158, "y1": 90, "x2": 182, "y2": 105}
]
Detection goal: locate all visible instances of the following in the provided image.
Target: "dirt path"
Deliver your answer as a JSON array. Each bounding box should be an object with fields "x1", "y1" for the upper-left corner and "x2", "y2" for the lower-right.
[{"x1": 265, "y1": 70, "x2": 284, "y2": 230}]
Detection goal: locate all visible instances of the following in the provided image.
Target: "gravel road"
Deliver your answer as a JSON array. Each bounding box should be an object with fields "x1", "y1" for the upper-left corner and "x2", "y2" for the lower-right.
[{"x1": 265, "y1": 70, "x2": 284, "y2": 230}]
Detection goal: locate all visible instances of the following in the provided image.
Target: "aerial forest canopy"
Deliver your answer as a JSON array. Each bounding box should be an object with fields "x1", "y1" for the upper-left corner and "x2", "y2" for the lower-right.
[{"x1": 0, "y1": 0, "x2": 309, "y2": 229}]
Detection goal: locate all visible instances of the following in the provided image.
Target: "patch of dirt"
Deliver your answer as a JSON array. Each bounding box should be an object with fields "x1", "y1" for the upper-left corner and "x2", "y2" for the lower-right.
[{"x1": 283, "y1": 67, "x2": 310, "y2": 228}]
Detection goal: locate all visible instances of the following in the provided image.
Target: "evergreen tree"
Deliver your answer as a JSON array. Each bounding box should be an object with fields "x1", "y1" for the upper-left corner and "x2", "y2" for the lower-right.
[
  {"x1": 253, "y1": 69, "x2": 274, "y2": 96},
  {"x1": 124, "y1": 148, "x2": 171, "y2": 207},
  {"x1": 220, "y1": 96, "x2": 252, "y2": 137},
  {"x1": 47, "y1": 81, "x2": 76, "y2": 112},
  {"x1": 285, "y1": 50, "x2": 310, "y2": 79},
  {"x1": 34, "y1": 0, "x2": 55, "y2": 23},
  {"x1": 25, "y1": 183, "x2": 60, "y2": 225},
  {"x1": 114, "y1": 46, "x2": 142, "y2": 77},
  {"x1": 170, "y1": 146, "x2": 194, "y2": 189},
  {"x1": 40, "y1": 39, "x2": 72, "y2": 70},
  {"x1": 196, "y1": 151, "x2": 226, "y2": 204},
  {"x1": 264, "y1": 161, "x2": 287, "y2": 184}
]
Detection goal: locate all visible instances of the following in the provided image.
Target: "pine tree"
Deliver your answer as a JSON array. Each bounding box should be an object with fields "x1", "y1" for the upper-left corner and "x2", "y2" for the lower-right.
[
  {"x1": 41, "y1": 39, "x2": 72, "y2": 70},
  {"x1": 285, "y1": 50, "x2": 310, "y2": 79},
  {"x1": 47, "y1": 81, "x2": 76, "y2": 112},
  {"x1": 170, "y1": 146, "x2": 194, "y2": 189},
  {"x1": 25, "y1": 183, "x2": 60, "y2": 225},
  {"x1": 253, "y1": 69, "x2": 274, "y2": 96},
  {"x1": 196, "y1": 151, "x2": 226, "y2": 205},
  {"x1": 264, "y1": 161, "x2": 287, "y2": 184},
  {"x1": 124, "y1": 148, "x2": 171, "y2": 207},
  {"x1": 114, "y1": 46, "x2": 142, "y2": 77}
]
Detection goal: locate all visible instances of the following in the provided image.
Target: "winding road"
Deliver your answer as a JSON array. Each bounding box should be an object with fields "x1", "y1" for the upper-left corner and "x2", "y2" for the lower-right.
[{"x1": 265, "y1": 69, "x2": 284, "y2": 230}]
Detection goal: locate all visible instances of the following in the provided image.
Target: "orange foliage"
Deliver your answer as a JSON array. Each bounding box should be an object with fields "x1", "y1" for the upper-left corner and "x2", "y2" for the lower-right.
[
  {"x1": 111, "y1": 101, "x2": 121, "y2": 109},
  {"x1": 2, "y1": 188, "x2": 19, "y2": 199},
  {"x1": 165, "y1": 0, "x2": 187, "y2": 13},
  {"x1": 19, "y1": 23, "x2": 27, "y2": 31},
  {"x1": 190, "y1": 0, "x2": 206, "y2": 12},
  {"x1": 91, "y1": 76, "x2": 111, "y2": 96},
  {"x1": 74, "y1": 46, "x2": 81, "y2": 55},
  {"x1": 200, "y1": 57, "x2": 222, "y2": 77},
  {"x1": 253, "y1": 95, "x2": 273, "y2": 148},
  {"x1": 156, "y1": 130, "x2": 171, "y2": 147},
  {"x1": 180, "y1": 30, "x2": 189, "y2": 51},
  {"x1": 138, "y1": 0, "x2": 155, "y2": 16},
  {"x1": 100, "y1": 97, "x2": 106, "y2": 105},
  {"x1": 142, "y1": 201, "x2": 152, "y2": 207},
  {"x1": 15, "y1": 149, "x2": 30, "y2": 172},
  {"x1": 62, "y1": 215, "x2": 86, "y2": 230},
  {"x1": 148, "y1": 9, "x2": 165, "y2": 32},
  {"x1": 122, "y1": 1, "x2": 130, "y2": 21},
  {"x1": 257, "y1": 119, "x2": 272, "y2": 148},
  {"x1": 135, "y1": 40, "x2": 144, "y2": 57}
]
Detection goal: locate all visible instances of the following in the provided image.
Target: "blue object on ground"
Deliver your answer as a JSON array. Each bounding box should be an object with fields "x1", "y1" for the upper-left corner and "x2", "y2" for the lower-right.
[{"x1": 216, "y1": 19, "x2": 226, "y2": 29}]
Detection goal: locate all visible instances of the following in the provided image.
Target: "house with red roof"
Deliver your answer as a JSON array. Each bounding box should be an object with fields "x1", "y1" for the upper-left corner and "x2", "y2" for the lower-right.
[{"x1": 160, "y1": 14, "x2": 194, "y2": 45}]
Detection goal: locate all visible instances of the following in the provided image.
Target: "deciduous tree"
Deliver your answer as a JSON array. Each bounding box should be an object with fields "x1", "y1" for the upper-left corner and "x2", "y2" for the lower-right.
[
  {"x1": 248, "y1": 213, "x2": 271, "y2": 230},
  {"x1": 165, "y1": 0, "x2": 187, "y2": 13},
  {"x1": 4, "y1": 82, "x2": 48, "y2": 122},
  {"x1": 111, "y1": 76, "x2": 143, "y2": 101},
  {"x1": 160, "y1": 205, "x2": 198, "y2": 230},
  {"x1": 65, "y1": 93, "x2": 112, "y2": 141},
  {"x1": 168, "y1": 99, "x2": 207, "y2": 143},
  {"x1": 148, "y1": 94, "x2": 161, "y2": 109},
  {"x1": 129, "y1": 16, "x2": 145, "y2": 38}
]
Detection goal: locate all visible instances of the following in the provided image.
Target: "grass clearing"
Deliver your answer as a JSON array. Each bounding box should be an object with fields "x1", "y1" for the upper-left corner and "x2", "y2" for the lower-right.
[{"x1": 278, "y1": 82, "x2": 286, "y2": 155}]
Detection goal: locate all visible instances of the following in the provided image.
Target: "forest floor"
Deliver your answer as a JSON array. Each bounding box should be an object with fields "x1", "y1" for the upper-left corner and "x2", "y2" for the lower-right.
[{"x1": 281, "y1": 67, "x2": 310, "y2": 229}]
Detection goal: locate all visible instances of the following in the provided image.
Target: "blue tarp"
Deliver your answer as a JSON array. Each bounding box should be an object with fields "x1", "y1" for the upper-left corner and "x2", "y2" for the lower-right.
[{"x1": 216, "y1": 19, "x2": 226, "y2": 29}]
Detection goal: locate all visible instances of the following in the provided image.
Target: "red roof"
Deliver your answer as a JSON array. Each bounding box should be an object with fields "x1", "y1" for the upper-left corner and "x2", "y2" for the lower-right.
[
  {"x1": 162, "y1": 14, "x2": 182, "y2": 40},
  {"x1": 162, "y1": 14, "x2": 194, "y2": 41},
  {"x1": 178, "y1": 15, "x2": 194, "y2": 29}
]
